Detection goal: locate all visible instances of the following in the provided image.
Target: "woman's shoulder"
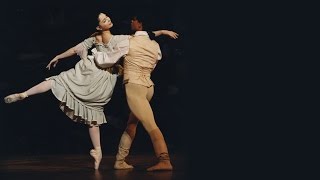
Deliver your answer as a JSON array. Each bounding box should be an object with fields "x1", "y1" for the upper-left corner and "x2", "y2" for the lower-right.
[
  {"x1": 94, "y1": 35, "x2": 103, "y2": 44},
  {"x1": 87, "y1": 32, "x2": 103, "y2": 43}
]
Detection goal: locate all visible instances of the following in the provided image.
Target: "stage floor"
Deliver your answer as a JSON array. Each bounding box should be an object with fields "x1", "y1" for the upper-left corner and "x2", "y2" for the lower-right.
[{"x1": 0, "y1": 154, "x2": 188, "y2": 180}]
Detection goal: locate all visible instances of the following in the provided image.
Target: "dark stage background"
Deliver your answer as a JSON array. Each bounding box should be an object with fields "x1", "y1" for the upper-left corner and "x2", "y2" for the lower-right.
[
  {"x1": 0, "y1": 0, "x2": 190, "y2": 160},
  {"x1": 1, "y1": 1, "x2": 273, "y2": 179}
]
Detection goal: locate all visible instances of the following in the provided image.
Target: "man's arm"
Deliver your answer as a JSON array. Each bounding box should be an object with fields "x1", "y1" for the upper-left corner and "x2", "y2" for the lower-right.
[{"x1": 152, "y1": 30, "x2": 179, "y2": 39}]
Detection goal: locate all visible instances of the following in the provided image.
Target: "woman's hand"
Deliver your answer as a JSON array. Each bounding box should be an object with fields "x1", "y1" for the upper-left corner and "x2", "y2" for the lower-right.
[{"x1": 46, "y1": 57, "x2": 59, "y2": 70}]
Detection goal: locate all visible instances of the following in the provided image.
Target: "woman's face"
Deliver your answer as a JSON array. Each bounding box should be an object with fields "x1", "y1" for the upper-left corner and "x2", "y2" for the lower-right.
[{"x1": 98, "y1": 13, "x2": 113, "y2": 30}]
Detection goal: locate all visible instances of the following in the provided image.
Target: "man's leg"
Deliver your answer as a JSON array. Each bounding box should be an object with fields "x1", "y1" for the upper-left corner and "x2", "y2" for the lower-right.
[
  {"x1": 125, "y1": 83, "x2": 173, "y2": 171},
  {"x1": 114, "y1": 112, "x2": 139, "y2": 169}
]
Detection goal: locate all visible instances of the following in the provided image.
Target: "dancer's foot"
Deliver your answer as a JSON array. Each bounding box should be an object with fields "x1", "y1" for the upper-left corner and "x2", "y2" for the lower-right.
[
  {"x1": 146, "y1": 161, "x2": 173, "y2": 171},
  {"x1": 147, "y1": 153, "x2": 173, "y2": 171},
  {"x1": 114, "y1": 132, "x2": 133, "y2": 170},
  {"x1": 90, "y1": 148, "x2": 102, "y2": 170},
  {"x1": 4, "y1": 92, "x2": 28, "y2": 104},
  {"x1": 114, "y1": 160, "x2": 134, "y2": 170}
]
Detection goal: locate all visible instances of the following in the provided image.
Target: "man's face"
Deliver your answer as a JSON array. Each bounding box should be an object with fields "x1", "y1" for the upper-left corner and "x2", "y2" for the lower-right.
[{"x1": 131, "y1": 18, "x2": 143, "y2": 31}]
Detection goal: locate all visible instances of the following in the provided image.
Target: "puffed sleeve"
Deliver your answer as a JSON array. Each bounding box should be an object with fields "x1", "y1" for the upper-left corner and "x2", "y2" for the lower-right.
[
  {"x1": 93, "y1": 35, "x2": 130, "y2": 68},
  {"x1": 74, "y1": 37, "x2": 95, "y2": 59},
  {"x1": 82, "y1": 37, "x2": 96, "y2": 49}
]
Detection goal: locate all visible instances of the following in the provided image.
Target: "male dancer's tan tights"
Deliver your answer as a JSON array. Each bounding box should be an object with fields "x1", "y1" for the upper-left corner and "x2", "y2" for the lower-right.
[
  {"x1": 123, "y1": 83, "x2": 172, "y2": 171},
  {"x1": 124, "y1": 83, "x2": 157, "y2": 132}
]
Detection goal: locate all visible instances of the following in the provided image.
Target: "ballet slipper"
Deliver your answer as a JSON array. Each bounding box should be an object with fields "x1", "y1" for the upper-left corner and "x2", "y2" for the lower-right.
[
  {"x1": 147, "y1": 152, "x2": 173, "y2": 171},
  {"x1": 4, "y1": 92, "x2": 28, "y2": 104},
  {"x1": 146, "y1": 129, "x2": 173, "y2": 171}
]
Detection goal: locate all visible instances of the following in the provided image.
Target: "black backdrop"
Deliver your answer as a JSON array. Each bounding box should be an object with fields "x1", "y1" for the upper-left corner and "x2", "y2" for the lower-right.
[{"x1": 1, "y1": 1, "x2": 276, "y2": 178}]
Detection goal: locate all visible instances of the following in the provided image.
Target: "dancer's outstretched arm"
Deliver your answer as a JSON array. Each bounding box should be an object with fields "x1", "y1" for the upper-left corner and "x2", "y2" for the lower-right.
[
  {"x1": 46, "y1": 45, "x2": 79, "y2": 70},
  {"x1": 152, "y1": 30, "x2": 179, "y2": 39}
]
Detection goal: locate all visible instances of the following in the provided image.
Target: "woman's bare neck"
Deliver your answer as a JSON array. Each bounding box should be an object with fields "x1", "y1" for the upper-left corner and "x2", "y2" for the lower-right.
[{"x1": 101, "y1": 30, "x2": 113, "y2": 44}]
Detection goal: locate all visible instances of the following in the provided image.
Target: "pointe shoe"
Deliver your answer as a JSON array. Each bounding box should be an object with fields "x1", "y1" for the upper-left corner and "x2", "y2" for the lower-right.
[
  {"x1": 114, "y1": 160, "x2": 134, "y2": 170},
  {"x1": 90, "y1": 148, "x2": 102, "y2": 170},
  {"x1": 4, "y1": 92, "x2": 28, "y2": 104}
]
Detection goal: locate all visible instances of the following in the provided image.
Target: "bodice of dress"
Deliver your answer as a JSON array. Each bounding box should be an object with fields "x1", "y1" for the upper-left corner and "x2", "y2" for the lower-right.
[{"x1": 82, "y1": 35, "x2": 130, "y2": 68}]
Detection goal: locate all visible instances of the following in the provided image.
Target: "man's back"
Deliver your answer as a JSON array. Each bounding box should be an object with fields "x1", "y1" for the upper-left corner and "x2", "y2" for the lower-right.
[
  {"x1": 124, "y1": 35, "x2": 161, "y2": 69},
  {"x1": 123, "y1": 33, "x2": 162, "y2": 87}
]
